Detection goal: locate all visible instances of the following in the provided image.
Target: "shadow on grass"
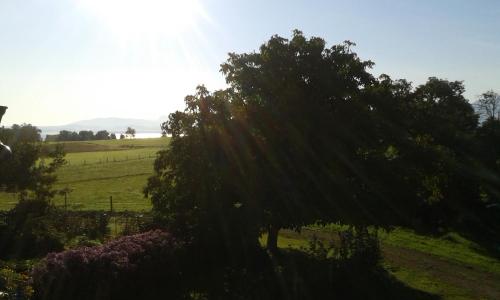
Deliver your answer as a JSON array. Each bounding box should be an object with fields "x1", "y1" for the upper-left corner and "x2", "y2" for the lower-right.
[
  {"x1": 30, "y1": 241, "x2": 442, "y2": 300},
  {"x1": 240, "y1": 249, "x2": 442, "y2": 300}
]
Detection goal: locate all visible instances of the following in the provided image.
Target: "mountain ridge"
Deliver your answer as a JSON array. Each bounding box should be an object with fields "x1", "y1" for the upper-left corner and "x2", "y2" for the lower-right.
[{"x1": 39, "y1": 117, "x2": 165, "y2": 134}]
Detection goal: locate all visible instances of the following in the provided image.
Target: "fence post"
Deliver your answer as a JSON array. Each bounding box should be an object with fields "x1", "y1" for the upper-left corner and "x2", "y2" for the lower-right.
[{"x1": 110, "y1": 196, "x2": 113, "y2": 213}]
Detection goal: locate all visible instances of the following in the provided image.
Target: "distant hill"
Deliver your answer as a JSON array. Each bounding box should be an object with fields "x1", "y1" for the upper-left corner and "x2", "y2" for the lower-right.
[{"x1": 39, "y1": 117, "x2": 165, "y2": 135}]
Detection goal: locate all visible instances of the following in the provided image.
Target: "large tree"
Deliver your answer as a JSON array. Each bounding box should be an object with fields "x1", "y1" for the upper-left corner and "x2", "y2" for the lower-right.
[
  {"x1": 145, "y1": 87, "x2": 266, "y2": 262},
  {"x1": 147, "y1": 31, "x2": 389, "y2": 251},
  {"x1": 146, "y1": 31, "x2": 485, "y2": 251}
]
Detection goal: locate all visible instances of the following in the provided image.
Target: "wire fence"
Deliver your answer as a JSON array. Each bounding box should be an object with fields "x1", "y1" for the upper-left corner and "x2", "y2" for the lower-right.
[{"x1": 67, "y1": 153, "x2": 157, "y2": 166}]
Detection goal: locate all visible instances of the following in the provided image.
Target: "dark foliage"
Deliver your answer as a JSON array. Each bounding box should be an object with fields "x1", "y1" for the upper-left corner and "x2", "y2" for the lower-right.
[
  {"x1": 0, "y1": 260, "x2": 34, "y2": 299},
  {"x1": 0, "y1": 199, "x2": 64, "y2": 259},
  {"x1": 125, "y1": 127, "x2": 136, "y2": 137},
  {"x1": 0, "y1": 124, "x2": 66, "y2": 200},
  {"x1": 255, "y1": 249, "x2": 439, "y2": 300},
  {"x1": 56, "y1": 130, "x2": 112, "y2": 141},
  {"x1": 145, "y1": 30, "x2": 496, "y2": 254},
  {"x1": 31, "y1": 227, "x2": 440, "y2": 300},
  {"x1": 0, "y1": 200, "x2": 109, "y2": 259}
]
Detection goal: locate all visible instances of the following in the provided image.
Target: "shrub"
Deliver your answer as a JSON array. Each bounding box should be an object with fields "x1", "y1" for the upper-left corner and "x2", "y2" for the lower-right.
[
  {"x1": 0, "y1": 201, "x2": 110, "y2": 259},
  {"x1": 0, "y1": 199, "x2": 64, "y2": 259},
  {"x1": 32, "y1": 230, "x2": 186, "y2": 300},
  {"x1": 306, "y1": 226, "x2": 381, "y2": 269},
  {"x1": 336, "y1": 227, "x2": 381, "y2": 269}
]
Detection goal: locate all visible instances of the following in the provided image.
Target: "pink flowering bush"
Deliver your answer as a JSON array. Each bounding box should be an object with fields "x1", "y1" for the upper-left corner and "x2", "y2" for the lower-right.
[{"x1": 32, "y1": 230, "x2": 187, "y2": 300}]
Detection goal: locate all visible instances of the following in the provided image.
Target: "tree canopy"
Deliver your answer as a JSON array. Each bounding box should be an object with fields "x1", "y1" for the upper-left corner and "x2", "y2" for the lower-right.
[
  {"x1": 126, "y1": 127, "x2": 136, "y2": 138},
  {"x1": 0, "y1": 124, "x2": 66, "y2": 200},
  {"x1": 145, "y1": 31, "x2": 499, "y2": 251},
  {"x1": 475, "y1": 90, "x2": 500, "y2": 121}
]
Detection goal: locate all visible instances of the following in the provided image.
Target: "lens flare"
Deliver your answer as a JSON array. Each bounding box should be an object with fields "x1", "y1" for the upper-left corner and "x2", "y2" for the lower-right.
[{"x1": 78, "y1": 0, "x2": 208, "y2": 39}]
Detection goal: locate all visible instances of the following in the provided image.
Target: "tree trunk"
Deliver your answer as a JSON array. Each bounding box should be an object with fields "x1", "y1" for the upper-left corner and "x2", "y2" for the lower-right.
[{"x1": 267, "y1": 225, "x2": 280, "y2": 253}]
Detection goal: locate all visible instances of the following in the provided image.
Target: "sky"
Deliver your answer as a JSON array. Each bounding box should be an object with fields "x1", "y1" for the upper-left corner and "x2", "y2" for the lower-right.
[{"x1": 0, "y1": 0, "x2": 499, "y2": 126}]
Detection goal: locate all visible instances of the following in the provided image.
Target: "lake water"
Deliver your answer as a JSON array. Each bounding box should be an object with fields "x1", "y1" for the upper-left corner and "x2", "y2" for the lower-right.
[{"x1": 42, "y1": 132, "x2": 163, "y2": 140}]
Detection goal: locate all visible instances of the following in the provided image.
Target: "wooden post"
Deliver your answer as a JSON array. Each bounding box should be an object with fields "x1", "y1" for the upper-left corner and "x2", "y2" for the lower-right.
[
  {"x1": 110, "y1": 196, "x2": 113, "y2": 213},
  {"x1": 64, "y1": 192, "x2": 67, "y2": 211}
]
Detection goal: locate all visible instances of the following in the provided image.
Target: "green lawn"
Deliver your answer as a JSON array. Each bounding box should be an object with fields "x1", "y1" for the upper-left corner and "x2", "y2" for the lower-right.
[
  {"x1": 264, "y1": 226, "x2": 500, "y2": 300},
  {"x1": 0, "y1": 137, "x2": 169, "y2": 211},
  {"x1": 380, "y1": 228, "x2": 500, "y2": 274}
]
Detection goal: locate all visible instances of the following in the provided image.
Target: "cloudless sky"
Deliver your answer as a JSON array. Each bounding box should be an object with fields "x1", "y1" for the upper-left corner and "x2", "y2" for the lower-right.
[{"x1": 0, "y1": 0, "x2": 499, "y2": 126}]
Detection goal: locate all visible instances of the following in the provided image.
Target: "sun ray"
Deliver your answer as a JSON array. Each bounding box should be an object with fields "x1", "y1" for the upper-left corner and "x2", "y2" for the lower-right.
[{"x1": 77, "y1": 0, "x2": 209, "y2": 41}]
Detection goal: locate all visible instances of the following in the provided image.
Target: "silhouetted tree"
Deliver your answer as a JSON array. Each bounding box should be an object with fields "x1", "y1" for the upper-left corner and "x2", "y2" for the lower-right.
[
  {"x1": 57, "y1": 130, "x2": 79, "y2": 141},
  {"x1": 126, "y1": 127, "x2": 136, "y2": 138},
  {"x1": 475, "y1": 90, "x2": 500, "y2": 121},
  {"x1": 78, "y1": 130, "x2": 94, "y2": 141},
  {"x1": 475, "y1": 117, "x2": 500, "y2": 205},
  {"x1": 94, "y1": 130, "x2": 110, "y2": 140},
  {"x1": 147, "y1": 31, "x2": 406, "y2": 252},
  {"x1": 146, "y1": 30, "x2": 492, "y2": 253},
  {"x1": 0, "y1": 124, "x2": 66, "y2": 200}
]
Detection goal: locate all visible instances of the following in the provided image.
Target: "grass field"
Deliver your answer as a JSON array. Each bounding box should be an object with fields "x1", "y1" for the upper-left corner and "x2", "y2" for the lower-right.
[{"x1": 0, "y1": 137, "x2": 169, "y2": 211}]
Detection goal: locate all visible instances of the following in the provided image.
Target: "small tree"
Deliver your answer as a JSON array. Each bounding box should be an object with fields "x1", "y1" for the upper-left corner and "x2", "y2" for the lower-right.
[
  {"x1": 125, "y1": 127, "x2": 136, "y2": 138},
  {"x1": 475, "y1": 90, "x2": 500, "y2": 121},
  {"x1": 0, "y1": 124, "x2": 66, "y2": 201}
]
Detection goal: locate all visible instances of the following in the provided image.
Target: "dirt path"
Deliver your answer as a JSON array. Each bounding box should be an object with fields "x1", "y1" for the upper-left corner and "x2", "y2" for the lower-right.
[
  {"x1": 382, "y1": 244, "x2": 500, "y2": 300},
  {"x1": 280, "y1": 228, "x2": 500, "y2": 300}
]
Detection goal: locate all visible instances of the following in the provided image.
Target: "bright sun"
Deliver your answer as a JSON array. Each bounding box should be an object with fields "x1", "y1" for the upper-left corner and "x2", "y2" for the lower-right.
[{"x1": 78, "y1": 0, "x2": 207, "y2": 39}]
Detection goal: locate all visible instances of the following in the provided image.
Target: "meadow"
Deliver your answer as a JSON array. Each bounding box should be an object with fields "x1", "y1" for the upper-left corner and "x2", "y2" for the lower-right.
[
  {"x1": 1, "y1": 138, "x2": 499, "y2": 299},
  {"x1": 0, "y1": 137, "x2": 169, "y2": 211}
]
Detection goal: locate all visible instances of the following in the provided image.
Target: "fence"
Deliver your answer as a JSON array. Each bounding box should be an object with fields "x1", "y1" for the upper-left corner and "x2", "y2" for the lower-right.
[{"x1": 67, "y1": 153, "x2": 157, "y2": 166}]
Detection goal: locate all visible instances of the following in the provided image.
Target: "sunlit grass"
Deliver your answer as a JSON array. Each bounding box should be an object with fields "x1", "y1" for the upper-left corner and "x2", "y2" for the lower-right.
[
  {"x1": 386, "y1": 265, "x2": 473, "y2": 300},
  {"x1": 0, "y1": 138, "x2": 169, "y2": 211},
  {"x1": 379, "y1": 228, "x2": 500, "y2": 274}
]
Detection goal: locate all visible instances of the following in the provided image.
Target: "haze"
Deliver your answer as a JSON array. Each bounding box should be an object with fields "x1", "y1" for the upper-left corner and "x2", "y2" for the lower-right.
[{"x1": 0, "y1": 0, "x2": 499, "y2": 126}]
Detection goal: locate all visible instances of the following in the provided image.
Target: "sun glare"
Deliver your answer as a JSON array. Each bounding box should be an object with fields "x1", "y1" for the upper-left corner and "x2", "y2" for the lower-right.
[{"x1": 78, "y1": 0, "x2": 207, "y2": 39}]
